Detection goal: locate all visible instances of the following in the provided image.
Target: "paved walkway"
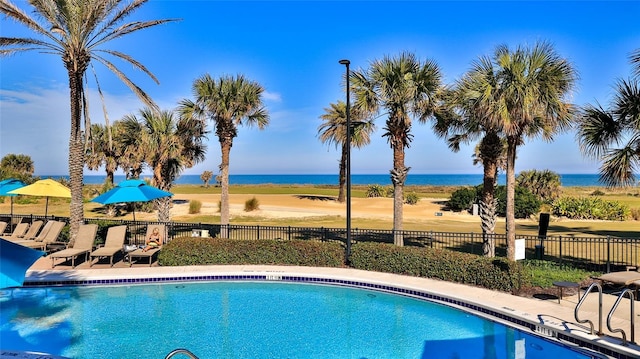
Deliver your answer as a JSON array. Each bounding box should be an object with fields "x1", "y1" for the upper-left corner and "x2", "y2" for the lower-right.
[{"x1": 25, "y1": 257, "x2": 640, "y2": 359}]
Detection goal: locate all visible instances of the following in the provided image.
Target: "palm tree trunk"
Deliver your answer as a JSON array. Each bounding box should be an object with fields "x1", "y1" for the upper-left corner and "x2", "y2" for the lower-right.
[
  {"x1": 505, "y1": 136, "x2": 518, "y2": 261},
  {"x1": 157, "y1": 197, "x2": 171, "y2": 222},
  {"x1": 219, "y1": 139, "x2": 232, "y2": 238},
  {"x1": 67, "y1": 69, "x2": 85, "y2": 246},
  {"x1": 337, "y1": 143, "x2": 347, "y2": 203},
  {"x1": 390, "y1": 144, "x2": 407, "y2": 246},
  {"x1": 152, "y1": 166, "x2": 171, "y2": 222},
  {"x1": 106, "y1": 171, "x2": 114, "y2": 185},
  {"x1": 480, "y1": 159, "x2": 497, "y2": 257}
]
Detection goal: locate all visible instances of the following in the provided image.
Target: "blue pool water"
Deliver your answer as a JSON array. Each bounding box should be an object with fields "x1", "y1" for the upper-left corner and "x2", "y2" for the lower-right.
[{"x1": 1, "y1": 282, "x2": 596, "y2": 359}]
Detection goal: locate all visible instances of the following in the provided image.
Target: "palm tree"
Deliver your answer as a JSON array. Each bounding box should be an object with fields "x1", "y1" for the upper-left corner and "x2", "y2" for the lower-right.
[
  {"x1": 85, "y1": 123, "x2": 119, "y2": 185},
  {"x1": 318, "y1": 101, "x2": 375, "y2": 203},
  {"x1": 0, "y1": 0, "x2": 175, "y2": 242},
  {"x1": 178, "y1": 74, "x2": 269, "y2": 236},
  {"x1": 120, "y1": 108, "x2": 207, "y2": 221},
  {"x1": 516, "y1": 169, "x2": 561, "y2": 203},
  {"x1": 351, "y1": 51, "x2": 443, "y2": 245},
  {"x1": 201, "y1": 170, "x2": 214, "y2": 188},
  {"x1": 114, "y1": 119, "x2": 146, "y2": 179},
  {"x1": 477, "y1": 42, "x2": 577, "y2": 260},
  {"x1": 436, "y1": 58, "x2": 510, "y2": 257},
  {"x1": 0, "y1": 153, "x2": 35, "y2": 182},
  {"x1": 576, "y1": 49, "x2": 640, "y2": 187}
]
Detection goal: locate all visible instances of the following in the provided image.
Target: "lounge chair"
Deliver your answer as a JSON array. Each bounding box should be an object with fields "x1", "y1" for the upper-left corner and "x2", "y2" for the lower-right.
[
  {"x1": 10, "y1": 220, "x2": 51, "y2": 245},
  {"x1": 593, "y1": 268, "x2": 640, "y2": 299},
  {"x1": 0, "y1": 221, "x2": 7, "y2": 235},
  {"x1": 594, "y1": 270, "x2": 640, "y2": 287},
  {"x1": 17, "y1": 220, "x2": 43, "y2": 241},
  {"x1": 128, "y1": 224, "x2": 166, "y2": 266},
  {"x1": 50, "y1": 223, "x2": 98, "y2": 268},
  {"x1": 90, "y1": 225, "x2": 127, "y2": 267},
  {"x1": 14, "y1": 221, "x2": 65, "y2": 251},
  {"x1": 4, "y1": 222, "x2": 29, "y2": 240}
]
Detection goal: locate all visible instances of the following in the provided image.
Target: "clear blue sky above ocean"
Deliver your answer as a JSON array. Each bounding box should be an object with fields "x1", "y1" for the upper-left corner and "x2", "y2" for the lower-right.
[{"x1": 2, "y1": 1, "x2": 639, "y2": 177}]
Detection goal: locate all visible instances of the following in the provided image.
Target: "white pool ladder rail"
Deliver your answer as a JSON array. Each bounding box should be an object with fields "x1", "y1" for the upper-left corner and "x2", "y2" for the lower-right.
[
  {"x1": 164, "y1": 348, "x2": 199, "y2": 359},
  {"x1": 575, "y1": 282, "x2": 637, "y2": 346}
]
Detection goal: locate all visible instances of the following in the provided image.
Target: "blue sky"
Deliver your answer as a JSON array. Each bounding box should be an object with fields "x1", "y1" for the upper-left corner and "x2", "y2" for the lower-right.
[{"x1": 1, "y1": 0, "x2": 639, "y2": 177}]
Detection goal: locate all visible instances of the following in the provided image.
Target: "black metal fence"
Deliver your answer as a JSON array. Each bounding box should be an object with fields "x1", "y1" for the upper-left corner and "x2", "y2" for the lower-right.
[{"x1": 3, "y1": 214, "x2": 639, "y2": 272}]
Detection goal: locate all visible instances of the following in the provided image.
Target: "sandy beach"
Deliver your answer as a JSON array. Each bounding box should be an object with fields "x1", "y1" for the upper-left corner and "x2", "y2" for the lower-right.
[{"x1": 163, "y1": 193, "x2": 481, "y2": 223}]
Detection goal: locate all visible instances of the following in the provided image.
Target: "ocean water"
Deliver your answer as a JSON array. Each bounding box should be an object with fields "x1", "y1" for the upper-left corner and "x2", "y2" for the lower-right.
[{"x1": 62, "y1": 173, "x2": 608, "y2": 187}]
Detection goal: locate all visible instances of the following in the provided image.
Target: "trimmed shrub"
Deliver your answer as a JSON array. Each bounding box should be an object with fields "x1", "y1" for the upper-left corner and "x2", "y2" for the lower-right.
[
  {"x1": 245, "y1": 197, "x2": 260, "y2": 211},
  {"x1": 366, "y1": 184, "x2": 388, "y2": 198},
  {"x1": 404, "y1": 192, "x2": 420, "y2": 205},
  {"x1": 189, "y1": 200, "x2": 202, "y2": 214},
  {"x1": 551, "y1": 196, "x2": 630, "y2": 220},
  {"x1": 448, "y1": 186, "x2": 478, "y2": 212},
  {"x1": 350, "y1": 242, "x2": 529, "y2": 293},
  {"x1": 495, "y1": 186, "x2": 541, "y2": 218},
  {"x1": 158, "y1": 237, "x2": 345, "y2": 267}
]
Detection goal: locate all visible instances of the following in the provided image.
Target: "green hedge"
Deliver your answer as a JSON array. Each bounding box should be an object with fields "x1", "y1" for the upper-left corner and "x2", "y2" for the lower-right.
[
  {"x1": 157, "y1": 237, "x2": 530, "y2": 294},
  {"x1": 350, "y1": 242, "x2": 530, "y2": 293},
  {"x1": 158, "y1": 237, "x2": 345, "y2": 267}
]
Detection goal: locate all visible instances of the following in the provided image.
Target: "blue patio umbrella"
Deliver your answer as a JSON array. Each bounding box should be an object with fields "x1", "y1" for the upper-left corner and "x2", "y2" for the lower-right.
[
  {"x1": 91, "y1": 179, "x2": 173, "y2": 220},
  {"x1": 0, "y1": 178, "x2": 26, "y2": 230}
]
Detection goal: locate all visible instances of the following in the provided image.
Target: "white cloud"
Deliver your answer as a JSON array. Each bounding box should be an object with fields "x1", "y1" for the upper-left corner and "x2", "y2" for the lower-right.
[{"x1": 262, "y1": 91, "x2": 282, "y2": 102}]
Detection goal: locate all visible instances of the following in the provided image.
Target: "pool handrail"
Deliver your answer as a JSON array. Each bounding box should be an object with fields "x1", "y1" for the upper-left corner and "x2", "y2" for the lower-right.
[
  {"x1": 607, "y1": 288, "x2": 636, "y2": 346},
  {"x1": 164, "y1": 348, "x2": 199, "y2": 359},
  {"x1": 575, "y1": 282, "x2": 603, "y2": 336}
]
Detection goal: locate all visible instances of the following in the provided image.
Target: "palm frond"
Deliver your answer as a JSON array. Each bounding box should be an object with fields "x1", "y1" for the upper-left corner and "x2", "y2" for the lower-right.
[
  {"x1": 94, "y1": 49, "x2": 160, "y2": 84},
  {"x1": 599, "y1": 147, "x2": 638, "y2": 187},
  {"x1": 612, "y1": 78, "x2": 640, "y2": 124},
  {"x1": 92, "y1": 53, "x2": 159, "y2": 112},
  {"x1": 577, "y1": 103, "x2": 623, "y2": 158},
  {"x1": 0, "y1": 0, "x2": 55, "y2": 38},
  {"x1": 630, "y1": 48, "x2": 640, "y2": 79},
  {"x1": 93, "y1": 19, "x2": 177, "y2": 48}
]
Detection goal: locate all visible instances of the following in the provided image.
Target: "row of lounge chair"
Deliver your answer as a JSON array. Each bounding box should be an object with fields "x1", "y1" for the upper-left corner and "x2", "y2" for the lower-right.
[
  {"x1": 3, "y1": 220, "x2": 66, "y2": 251},
  {"x1": 0, "y1": 220, "x2": 165, "y2": 268}
]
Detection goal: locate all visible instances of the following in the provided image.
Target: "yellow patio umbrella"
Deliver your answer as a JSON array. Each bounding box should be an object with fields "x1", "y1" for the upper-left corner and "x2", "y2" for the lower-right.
[{"x1": 8, "y1": 178, "x2": 71, "y2": 216}]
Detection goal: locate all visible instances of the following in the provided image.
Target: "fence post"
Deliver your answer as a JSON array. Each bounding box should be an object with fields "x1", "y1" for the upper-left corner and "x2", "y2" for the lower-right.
[
  {"x1": 257, "y1": 225, "x2": 260, "y2": 240},
  {"x1": 288, "y1": 226, "x2": 291, "y2": 241},
  {"x1": 470, "y1": 232, "x2": 475, "y2": 254},
  {"x1": 606, "y1": 236, "x2": 611, "y2": 273},
  {"x1": 559, "y1": 236, "x2": 562, "y2": 261}
]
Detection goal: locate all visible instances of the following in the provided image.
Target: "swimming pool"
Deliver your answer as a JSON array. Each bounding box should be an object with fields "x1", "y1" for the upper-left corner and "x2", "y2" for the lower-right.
[{"x1": 0, "y1": 280, "x2": 602, "y2": 359}]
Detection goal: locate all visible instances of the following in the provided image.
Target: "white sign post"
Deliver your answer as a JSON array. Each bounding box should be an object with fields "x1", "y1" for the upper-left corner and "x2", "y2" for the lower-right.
[{"x1": 515, "y1": 238, "x2": 526, "y2": 260}]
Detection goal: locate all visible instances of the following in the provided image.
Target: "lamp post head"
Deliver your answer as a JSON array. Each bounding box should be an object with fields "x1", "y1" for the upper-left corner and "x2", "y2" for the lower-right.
[{"x1": 339, "y1": 59, "x2": 350, "y2": 66}]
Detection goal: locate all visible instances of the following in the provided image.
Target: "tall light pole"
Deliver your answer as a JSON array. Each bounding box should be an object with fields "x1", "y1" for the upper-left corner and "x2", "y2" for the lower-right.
[{"x1": 339, "y1": 59, "x2": 352, "y2": 260}]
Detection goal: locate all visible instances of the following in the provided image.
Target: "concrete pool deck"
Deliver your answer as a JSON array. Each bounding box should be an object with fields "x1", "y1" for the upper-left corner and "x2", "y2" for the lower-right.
[{"x1": 24, "y1": 257, "x2": 640, "y2": 359}]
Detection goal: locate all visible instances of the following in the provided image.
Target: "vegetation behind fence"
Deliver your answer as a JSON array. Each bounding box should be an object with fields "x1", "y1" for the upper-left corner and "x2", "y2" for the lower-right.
[{"x1": 3, "y1": 214, "x2": 638, "y2": 272}]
